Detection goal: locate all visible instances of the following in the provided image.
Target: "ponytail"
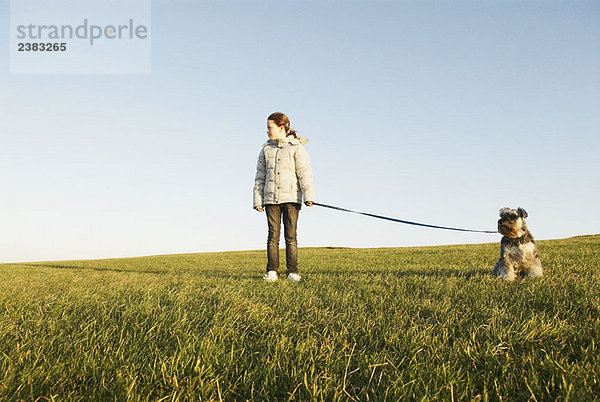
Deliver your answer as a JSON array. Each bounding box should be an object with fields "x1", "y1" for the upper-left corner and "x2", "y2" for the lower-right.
[{"x1": 287, "y1": 126, "x2": 298, "y2": 138}]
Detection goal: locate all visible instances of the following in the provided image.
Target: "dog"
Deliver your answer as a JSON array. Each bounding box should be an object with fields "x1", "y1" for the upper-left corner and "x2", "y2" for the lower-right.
[{"x1": 493, "y1": 207, "x2": 543, "y2": 281}]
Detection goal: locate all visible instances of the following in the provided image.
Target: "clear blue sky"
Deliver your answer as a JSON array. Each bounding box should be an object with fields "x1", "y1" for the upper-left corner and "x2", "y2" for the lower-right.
[{"x1": 1, "y1": 0, "x2": 599, "y2": 263}]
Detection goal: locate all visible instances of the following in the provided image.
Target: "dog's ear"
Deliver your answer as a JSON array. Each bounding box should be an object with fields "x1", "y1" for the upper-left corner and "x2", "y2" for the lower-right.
[
  {"x1": 517, "y1": 207, "x2": 528, "y2": 218},
  {"x1": 499, "y1": 207, "x2": 511, "y2": 217}
]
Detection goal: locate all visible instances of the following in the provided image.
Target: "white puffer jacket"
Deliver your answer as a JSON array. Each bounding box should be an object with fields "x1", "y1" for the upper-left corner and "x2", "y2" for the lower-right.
[{"x1": 253, "y1": 135, "x2": 315, "y2": 208}]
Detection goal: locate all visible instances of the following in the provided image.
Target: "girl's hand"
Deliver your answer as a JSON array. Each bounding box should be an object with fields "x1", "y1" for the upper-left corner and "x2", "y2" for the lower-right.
[
  {"x1": 305, "y1": 201, "x2": 314, "y2": 207},
  {"x1": 255, "y1": 206, "x2": 264, "y2": 212}
]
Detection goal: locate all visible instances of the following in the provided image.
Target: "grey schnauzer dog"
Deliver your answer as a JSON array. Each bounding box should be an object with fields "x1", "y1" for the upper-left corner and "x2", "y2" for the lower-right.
[{"x1": 493, "y1": 207, "x2": 543, "y2": 281}]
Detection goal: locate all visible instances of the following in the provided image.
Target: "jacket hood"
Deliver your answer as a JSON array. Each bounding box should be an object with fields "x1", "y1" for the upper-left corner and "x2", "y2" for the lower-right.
[{"x1": 266, "y1": 135, "x2": 308, "y2": 146}]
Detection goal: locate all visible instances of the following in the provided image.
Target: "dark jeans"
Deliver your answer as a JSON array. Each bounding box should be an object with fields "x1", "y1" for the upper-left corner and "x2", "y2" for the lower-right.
[{"x1": 265, "y1": 203, "x2": 300, "y2": 275}]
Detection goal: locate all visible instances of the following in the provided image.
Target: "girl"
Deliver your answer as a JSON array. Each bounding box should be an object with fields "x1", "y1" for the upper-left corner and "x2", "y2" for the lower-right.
[{"x1": 253, "y1": 112, "x2": 315, "y2": 282}]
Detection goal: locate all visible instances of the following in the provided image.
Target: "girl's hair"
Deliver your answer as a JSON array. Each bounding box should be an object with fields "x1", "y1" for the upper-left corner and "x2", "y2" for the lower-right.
[{"x1": 268, "y1": 112, "x2": 298, "y2": 138}]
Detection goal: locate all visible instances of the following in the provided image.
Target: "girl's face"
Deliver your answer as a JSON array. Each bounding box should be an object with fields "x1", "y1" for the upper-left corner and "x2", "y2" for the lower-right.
[{"x1": 267, "y1": 119, "x2": 286, "y2": 140}]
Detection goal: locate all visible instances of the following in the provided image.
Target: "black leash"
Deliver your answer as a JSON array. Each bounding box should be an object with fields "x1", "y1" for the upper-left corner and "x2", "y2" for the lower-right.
[{"x1": 312, "y1": 202, "x2": 497, "y2": 234}]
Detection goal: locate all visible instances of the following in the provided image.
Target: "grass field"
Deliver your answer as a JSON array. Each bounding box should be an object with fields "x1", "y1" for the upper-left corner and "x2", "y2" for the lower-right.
[{"x1": 1, "y1": 235, "x2": 599, "y2": 400}]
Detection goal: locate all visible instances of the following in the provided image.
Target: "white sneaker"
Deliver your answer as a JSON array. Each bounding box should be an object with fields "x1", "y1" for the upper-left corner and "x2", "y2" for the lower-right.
[
  {"x1": 287, "y1": 273, "x2": 301, "y2": 282},
  {"x1": 263, "y1": 271, "x2": 278, "y2": 282}
]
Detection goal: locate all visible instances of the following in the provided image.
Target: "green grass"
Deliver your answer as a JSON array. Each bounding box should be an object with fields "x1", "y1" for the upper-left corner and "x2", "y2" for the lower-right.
[{"x1": 1, "y1": 235, "x2": 599, "y2": 400}]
